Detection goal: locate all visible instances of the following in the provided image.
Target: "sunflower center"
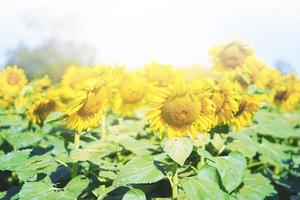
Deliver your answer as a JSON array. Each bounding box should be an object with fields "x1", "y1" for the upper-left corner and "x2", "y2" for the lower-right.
[
  {"x1": 120, "y1": 86, "x2": 144, "y2": 104},
  {"x1": 220, "y1": 44, "x2": 245, "y2": 68},
  {"x1": 7, "y1": 72, "x2": 21, "y2": 85},
  {"x1": 162, "y1": 94, "x2": 201, "y2": 127}
]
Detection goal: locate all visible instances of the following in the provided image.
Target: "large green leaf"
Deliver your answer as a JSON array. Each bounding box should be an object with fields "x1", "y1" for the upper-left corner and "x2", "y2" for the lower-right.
[
  {"x1": 18, "y1": 175, "x2": 88, "y2": 200},
  {"x1": 114, "y1": 155, "x2": 166, "y2": 185},
  {"x1": 181, "y1": 165, "x2": 228, "y2": 200},
  {"x1": 258, "y1": 139, "x2": 290, "y2": 167},
  {"x1": 70, "y1": 140, "x2": 120, "y2": 162},
  {"x1": 0, "y1": 150, "x2": 58, "y2": 181},
  {"x1": 213, "y1": 152, "x2": 247, "y2": 193},
  {"x1": 254, "y1": 110, "x2": 300, "y2": 138},
  {"x1": 227, "y1": 133, "x2": 257, "y2": 158},
  {"x1": 117, "y1": 135, "x2": 156, "y2": 155},
  {"x1": 3, "y1": 130, "x2": 43, "y2": 150},
  {"x1": 234, "y1": 171, "x2": 276, "y2": 200},
  {"x1": 163, "y1": 137, "x2": 193, "y2": 166},
  {"x1": 122, "y1": 188, "x2": 146, "y2": 200}
]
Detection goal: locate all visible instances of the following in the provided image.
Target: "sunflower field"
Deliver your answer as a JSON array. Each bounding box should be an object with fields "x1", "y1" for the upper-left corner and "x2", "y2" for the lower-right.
[{"x1": 0, "y1": 41, "x2": 299, "y2": 200}]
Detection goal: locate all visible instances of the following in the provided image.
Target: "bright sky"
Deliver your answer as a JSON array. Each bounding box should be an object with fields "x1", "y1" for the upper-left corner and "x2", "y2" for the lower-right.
[{"x1": 0, "y1": 0, "x2": 300, "y2": 73}]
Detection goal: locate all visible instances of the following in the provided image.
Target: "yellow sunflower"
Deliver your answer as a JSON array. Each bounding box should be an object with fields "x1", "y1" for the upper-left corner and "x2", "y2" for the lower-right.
[
  {"x1": 140, "y1": 61, "x2": 183, "y2": 88},
  {"x1": 272, "y1": 74, "x2": 300, "y2": 111},
  {"x1": 27, "y1": 97, "x2": 62, "y2": 125},
  {"x1": 146, "y1": 81, "x2": 215, "y2": 138},
  {"x1": 228, "y1": 95, "x2": 262, "y2": 130},
  {"x1": 0, "y1": 66, "x2": 27, "y2": 95},
  {"x1": 61, "y1": 66, "x2": 91, "y2": 90},
  {"x1": 35, "y1": 75, "x2": 52, "y2": 90},
  {"x1": 114, "y1": 73, "x2": 148, "y2": 116},
  {"x1": 211, "y1": 80, "x2": 241, "y2": 124},
  {"x1": 210, "y1": 41, "x2": 255, "y2": 76},
  {"x1": 65, "y1": 75, "x2": 117, "y2": 132}
]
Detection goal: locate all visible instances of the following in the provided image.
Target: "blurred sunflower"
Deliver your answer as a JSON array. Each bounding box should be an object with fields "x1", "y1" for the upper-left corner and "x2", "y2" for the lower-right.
[
  {"x1": 211, "y1": 80, "x2": 241, "y2": 124},
  {"x1": 141, "y1": 61, "x2": 183, "y2": 88},
  {"x1": 114, "y1": 73, "x2": 148, "y2": 116},
  {"x1": 27, "y1": 97, "x2": 62, "y2": 125},
  {"x1": 210, "y1": 41, "x2": 255, "y2": 76},
  {"x1": 36, "y1": 75, "x2": 52, "y2": 90},
  {"x1": 147, "y1": 82, "x2": 215, "y2": 138},
  {"x1": 0, "y1": 66, "x2": 27, "y2": 95},
  {"x1": 272, "y1": 74, "x2": 300, "y2": 111},
  {"x1": 228, "y1": 95, "x2": 262, "y2": 129},
  {"x1": 61, "y1": 66, "x2": 91, "y2": 90}
]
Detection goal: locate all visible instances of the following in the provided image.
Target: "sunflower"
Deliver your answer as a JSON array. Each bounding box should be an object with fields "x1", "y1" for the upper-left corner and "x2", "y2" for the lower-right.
[
  {"x1": 272, "y1": 74, "x2": 300, "y2": 111},
  {"x1": 61, "y1": 66, "x2": 91, "y2": 90},
  {"x1": 211, "y1": 80, "x2": 241, "y2": 124},
  {"x1": 36, "y1": 75, "x2": 52, "y2": 90},
  {"x1": 27, "y1": 97, "x2": 61, "y2": 125},
  {"x1": 210, "y1": 41, "x2": 255, "y2": 76},
  {"x1": 146, "y1": 81, "x2": 215, "y2": 138},
  {"x1": 140, "y1": 61, "x2": 183, "y2": 88},
  {"x1": 0, "y1": 66, "x2": 27, "y2": 95},
  {"x1": 65, "y1": 75, "x2": 117, "y2": 132},
  {"x1": 114, "y1": 73, "x2": 148, "y2": 116},
  {"x1": 228, "y1": 95, "x2": 262, "y2": 129}
]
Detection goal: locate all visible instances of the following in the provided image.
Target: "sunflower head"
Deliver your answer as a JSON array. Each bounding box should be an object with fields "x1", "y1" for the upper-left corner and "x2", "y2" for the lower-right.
[
  {"x1": 36, "y1": 75, "x2": 52, "y2": 90},
  {"x1": 0, "y1": 66, "x2": 27, "y2": 95},
  {"x1": 147, "y1": 81, "x2": 215, "y2": 138},
  {"x1": 28, "y1": 97, "x2": 61, "y2": 125},
  {"x1": 211, "y1": 80, "x2": 241, "y2": 124},
  {"x1": 113, "y1": 73, "x2": 148, "y2": 116},
  {"x1": 210, "y1": 41, "x2": 255, "y2": 75},
  {"x1": 61, "y1": 66, "x2": 91, "y2": 90},
  {"x1": 228, "y1": 95, "x2": 262, "y2": 129},
  {"x1": 141, "y1": 61, "x2": 182, "y2": 88}
]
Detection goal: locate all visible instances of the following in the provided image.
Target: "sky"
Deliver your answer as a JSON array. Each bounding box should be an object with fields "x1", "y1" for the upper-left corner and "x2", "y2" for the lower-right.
[{"x1": 0, "y1": 0, "x2": 299, "y2": 73}]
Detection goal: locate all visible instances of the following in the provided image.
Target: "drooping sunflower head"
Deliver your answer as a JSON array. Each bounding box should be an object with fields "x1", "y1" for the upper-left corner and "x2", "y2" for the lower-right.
[
  {"x1": 228, "y1": 94, "x2": 262, "y2": 130},
  {"x1": 210, "y1": 41, "x2": 255, "y2": 75},
  {"x1": 0, "y1": 66, "x2": 28, "y2": 95},
  {"x1": 114, "y1": 73, "x2": 148, "y2": 116},
  {"x1": 147, "y1": 82, "x2": 215, "y2": 138},
  {"x1": 27, "y1": 97, "x2": 61, "y2": 126},
  {"x1": 211, "y1": 80, "x2": 241, "y2": 124}
]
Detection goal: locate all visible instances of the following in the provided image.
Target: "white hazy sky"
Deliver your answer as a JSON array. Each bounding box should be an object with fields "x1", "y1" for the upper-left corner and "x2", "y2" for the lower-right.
[{"x1": 0, "y1": 0, "x2": 299, "y2": 73}]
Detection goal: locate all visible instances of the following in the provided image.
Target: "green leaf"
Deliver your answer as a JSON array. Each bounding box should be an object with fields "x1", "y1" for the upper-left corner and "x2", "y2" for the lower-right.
[
  {"x1": 44, "y1": 112, "x2": 66, "y2": 124},
  {"x1": 0, "y1": 150, "x2": 58, "y2": 181},
  {"x1": 70, "y1": 140, "x2": 120, "y2": 162},
  {"x1": 181, "y1": 165, "x2": 228, "y2": 200},
  {"x1": 123, "y1": 188, "x2": 146, "y2": 200},
  {"x1": 254, "y1": 110, "x2": 300, "y2": 138},
  {"x1": 114, "y1": 155, "x2": 165, "y2": 185},
  {"x1": 293, "y1": 155, "x2": 300, "y2": 166},
  {"x1": 117, "y1": 135, "x2": 156, "y2": 155},
  {"x1": 18, "y1": 175, "x2": 88, "y2": 200},
  {"x1": 227, "y1": 134, "x2": 257, "y2": 158},
  {"x1": 3, "y1": 130, "x2": 44, "y2": 150},
  {"x1": 213, "y1": 152, "x2": 247, "y2": 193},
  {"x1": 197, "y1": 147, "x2": 214, "y2": 160},
  {"x1": 259, "y1": 139, "x2": 290, "y2": 167},
  {"x1": 163, "y1": 137, "x2": 193, "y2": 166},
  {"x1": 234, "y1": 171, "x2": 276, "y2": 200}
]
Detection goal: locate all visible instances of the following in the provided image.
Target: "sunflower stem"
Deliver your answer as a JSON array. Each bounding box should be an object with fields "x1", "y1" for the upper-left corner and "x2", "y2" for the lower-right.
[
  {"x1": 101, "y1": 115, "x2": 107, "y2": 141},
  {"x1": 200, "y1": 145, "x2": 206, "y2": 166},
  {"x1": 172, "y1": 162, "x2": 178, "y2": 200},
  {"x1": 72, "y1": 131, "x2": 80, "y2": 178}
]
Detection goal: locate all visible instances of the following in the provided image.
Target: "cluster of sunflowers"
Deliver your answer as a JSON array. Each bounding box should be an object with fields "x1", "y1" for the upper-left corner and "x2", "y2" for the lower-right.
[{"x1": 0, "y1": 41, "x2": 299, "y2": 139}]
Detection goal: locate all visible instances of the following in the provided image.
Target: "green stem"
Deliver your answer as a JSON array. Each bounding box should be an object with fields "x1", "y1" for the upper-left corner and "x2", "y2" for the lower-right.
[
  {"x1": 172, "y1": 163, "x2": 178, "y2": 200},
  {"x1": 200, "y1": 145, "x2": 206, "y2": 166},
  {"x1": 247, "y1": 161, "x2": 264, "y2": 169},
  {"x1": 102, "y1": 115, "x2": 107, "y2": 141},
  {"x1": 72, "y1": 132, "x2": 80, "y2": 178}
]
